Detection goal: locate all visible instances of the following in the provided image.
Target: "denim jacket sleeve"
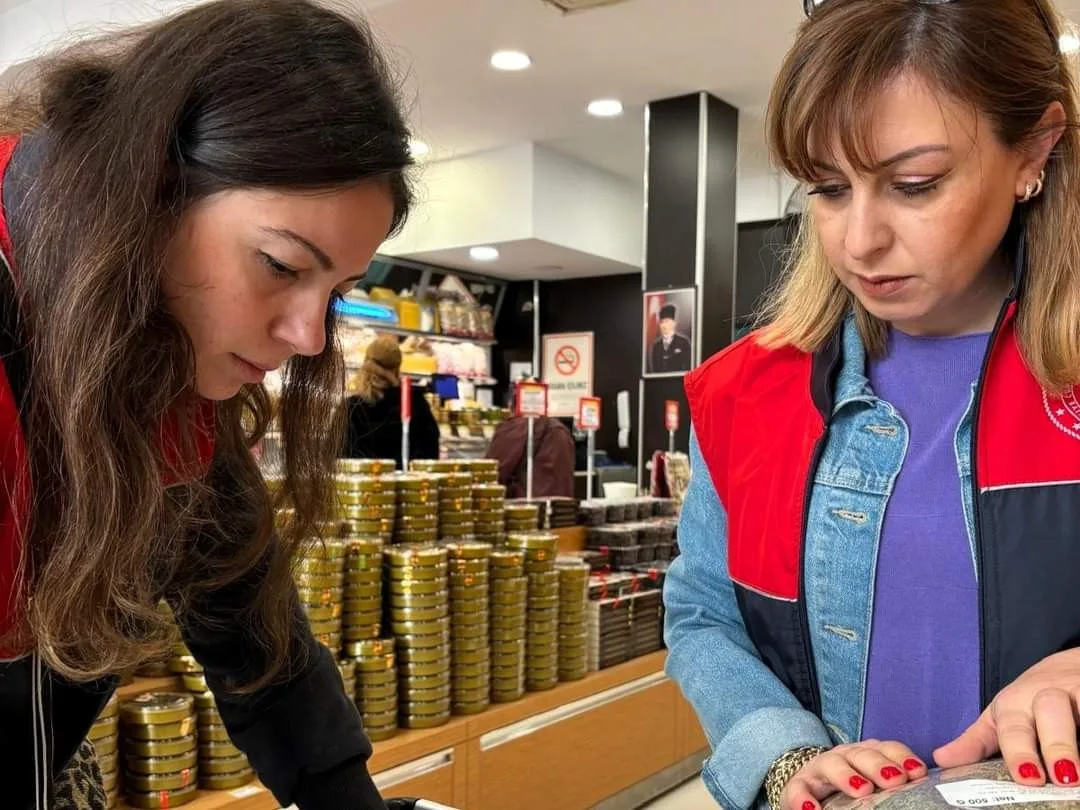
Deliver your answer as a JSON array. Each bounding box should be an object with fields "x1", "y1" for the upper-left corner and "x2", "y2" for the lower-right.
[{"x1": 664, "y1": 431, "x2": 832, "y2": 810}]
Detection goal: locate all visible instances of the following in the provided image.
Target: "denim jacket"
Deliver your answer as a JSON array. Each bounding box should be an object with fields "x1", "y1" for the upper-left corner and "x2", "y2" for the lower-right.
[{"x1": 664, "y1": 317, "x2": 979, "y2": 810}]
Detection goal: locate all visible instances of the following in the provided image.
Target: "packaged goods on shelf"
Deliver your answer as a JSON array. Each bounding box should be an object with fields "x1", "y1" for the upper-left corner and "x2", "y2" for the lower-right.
[
  {"x1": 557, "y1": 561, "x2": 589, "y2": 682},
  {"x1": 442, "y1": 541, "x2": 493, "y2": 715},
  {"x1": 119, "y1": 692, "x2": 199, "y2": 807},
  {"x1": 192, "y1": 690, "x2": 255, "y2": 790},
  {"x1": 504, "y1": 533, "x2": 560, "y2": 692},
  {"x1": 88, "y1": 693, "x2": 119, "y2": 809},
  {"x1": 344, "y1": 638, "x2": 399, "y2": 742},
  {"x1": 489, "y1": 548, "x2": 527, "y2": 703},
  {"x1": 504, "y1": 502, "x2": 540, "y2": 533},
  {"x1": 295, "y1": 535, "x2": 346, "y2": 651}
]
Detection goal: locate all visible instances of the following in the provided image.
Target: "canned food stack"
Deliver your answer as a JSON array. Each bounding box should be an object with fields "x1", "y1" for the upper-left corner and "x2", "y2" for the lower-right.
[
  {"x1": 120, "y1": 692, "x2": 198, "y2": 808},
  {"x1": 409, "y1": 459, "x2": 455, "y2": 475},
  {"x1": 338, "y1": 658, "x2": 357, "y2": 699},
  {"x1": 337, "y1": 473, "x2": 395, "y2": 542},
  {"x1": 338, "y1": 457, "x2": 397, "y2": 476},
  {"x1": 504, "y1": 502, "x2": 540, "y2": 533},
  {"x1": 344, "y1": 638, "x2": 399, "y2": 741},
  {"x1": 170, "y1": 641, "x2": 206, "y2": 695},
  {"x1": 439, "y1": 471, "x2": 476, "y2": 540},
  {"x1": 488, "y1": 548, "x2": 527, "y2": 702},
  {"x1": 134, "y1": 601, "x2": 178, "y2": 678},
  {"x1": 506, "y1": 532, "x2": 560, "y2": 692},
  {"x1": 295, "y1": 536, "x2": 346, "y2": 653},
  {"x1": 194, "y1": 691, "x2": 255, "y2": 790},
  {"x1": 89, "y1": 694, "x2": 119, "y2": 808},
  {"x1": 394, "y1": 474, "x2": 440, "y2": 544},
  {"x1": 443, "y1": 541, "x2": 493, "y2": 715},
  {"x1": 472, "y1": 484, "x2": 507, "y2": 546},
  {"x1": 470, "y1": 458, "x2": 500, "y2": 484},
  {"x1": 385, "y1": 544, "x2": 452, "y2": 729},
  {"x1": 343, "y1": 536, "x2": 384, "y2": 645},
  {"x1": 556, "y1": 561, "x2": 590, "y2": 681}
]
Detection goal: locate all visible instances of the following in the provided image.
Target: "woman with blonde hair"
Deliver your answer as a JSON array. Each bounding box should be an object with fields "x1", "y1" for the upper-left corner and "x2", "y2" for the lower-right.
[
  {"x1": 664, "y1": 1, "x2": 1080, "y2": 809},
  {"x1": 343, "y1": 335, "x2": 440, "y2": 466}
]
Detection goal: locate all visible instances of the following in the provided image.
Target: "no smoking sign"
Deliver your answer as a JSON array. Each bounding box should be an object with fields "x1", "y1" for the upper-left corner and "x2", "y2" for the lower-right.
[{"x1": 554, "y1": 345, "x2": 580, "y2": 375}]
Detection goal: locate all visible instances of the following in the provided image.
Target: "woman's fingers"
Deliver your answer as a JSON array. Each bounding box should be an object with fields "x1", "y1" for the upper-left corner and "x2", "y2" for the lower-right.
[
  {"x1": 877, "y1": 741, "x2": 928, "y2": 780},
  {"x1": 993, "y1": 702, "x2": 1045, "y2": 785},
  {"x1": 816, "y1": 749, "x2": 877, "y2": 798},
  {"x1": 783, "y1": 775, "x2": 828, "y2": 810},
  {"x1": 846, "y1": 745, "x2": 910, "y2": 790},
  {"x1": 1032, "y1": 688, "x2": 1080, "y2": 786}
]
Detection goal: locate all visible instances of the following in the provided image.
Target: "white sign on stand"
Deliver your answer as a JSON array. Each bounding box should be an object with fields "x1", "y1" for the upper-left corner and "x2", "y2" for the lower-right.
[
  {"x1": 515, "y1": 382, "x2": 548, "y2": 501},
  {"x1": 541, "y1": 332, "x2": 594, "y2": 417},
  {"x1": 577, "y1": 397, "x2": 602, "y2": 501}
]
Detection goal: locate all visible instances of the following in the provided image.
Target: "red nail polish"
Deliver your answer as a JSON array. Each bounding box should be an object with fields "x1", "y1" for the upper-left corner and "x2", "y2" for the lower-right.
[
  {"x1": 850, "y1": 776, "x2": 870, "y2": 791},
  {"x1": 1019, "y1": 762, "x2": 1041, "y2": 780},
  {"x1": 803, "y1": 802, "x2": 817, "y2": 810},
  {"x1": 881, "y1": 766, "x2": 903, "y2": 780},
  {"x1": 1054, "y1": 760, "x2": 1078, "y2": 785},
  {"x1": 904, "y1": 759, "x2": 923, "y2": 772}
]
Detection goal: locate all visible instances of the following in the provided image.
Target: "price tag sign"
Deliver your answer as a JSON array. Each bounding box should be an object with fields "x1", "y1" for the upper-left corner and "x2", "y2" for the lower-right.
[
  {"x1": 515, "y1": 381, "x2": 548, "y2": 418},
  {"x1": 577, "y1": 397, "x2": 602, "y2": 431},
  {"x1": 664, "y1": 400, "x2": 680, "y2": 432},
  {"x1": 401, "y1": 375, "x2": 412, "y2": 422}
]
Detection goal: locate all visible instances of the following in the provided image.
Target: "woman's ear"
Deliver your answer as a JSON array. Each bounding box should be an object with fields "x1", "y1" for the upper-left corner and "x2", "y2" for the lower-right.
[{"x1": 1016, "y1": 101, "x2": 1067, "y2": 198}]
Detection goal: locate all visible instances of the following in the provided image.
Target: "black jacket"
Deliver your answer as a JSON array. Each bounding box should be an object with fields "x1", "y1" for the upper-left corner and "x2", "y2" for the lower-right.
[
  {"x1": 0, "y1": 132, "x2": 386, "y2": 810},
  {"x1": 343, "y1": 386, "x2": 440, "y2": 467},
  {"x1": 650, "y1": 333, "x2": 693, "y2": 374}
]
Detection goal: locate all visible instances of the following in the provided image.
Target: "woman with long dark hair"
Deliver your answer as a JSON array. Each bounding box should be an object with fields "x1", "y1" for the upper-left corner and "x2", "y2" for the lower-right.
[{"x1": 0, "y1": 0, "x2": 411, "y2": 807}]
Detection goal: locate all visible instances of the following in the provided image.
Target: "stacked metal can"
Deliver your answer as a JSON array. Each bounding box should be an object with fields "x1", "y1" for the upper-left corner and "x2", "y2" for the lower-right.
[
  {"x1": 385, "y1": 544, "x2": 452, "y2": 729},
  {"x1": 470, "y1": 459, "x2": 500, "y2": 484},
  {"x1": 337, "y1": 473, "x2": 395, "y2": 542},
  {"x1": 444, "y1": 541, "x2": 493, "y2": 715},
  {"x1": 439, "y1": 472, "x2": 476, "y2": 540},
  {"x1": 194, "y1": 690, "x2": 255, "y2": 789},
  {"x1": 295, "y1": 535, "x2": 346, "y2": 653},
  {"x1": 507, "y1": 533, "x2": 560, "y2": 692},
  {"x1": 343, "y1": 536, "x2": 384, "y2": 645},
  {"x1": 488, "y1": 548, "x2": 527, "y2": 702},
  {"x1": 472, "y1": 484, "x2": 507, "y2": 547},
  {"x1": 89, "y1": 694, "x2": 119, "y2": 808},
  {"x1": 120, "y1": 692, "x2": 198, "y2": 808},
  {"x1": 338, "y1": 658, "x2": 357, "y2": 700},
  {"x1": 338, "y1": 458, "x2": 397, "y2": 476},
  {"x1": 505, "y1": 502, "x2": 540, "y2": 533},
  {"x1": 557, "y1": 561, "x2": 590, "y2": 681},
  {"x1": 345, "y1": 638, "x2": 399, "y2": 742},
  {"x1": 394, "y1": 474, "x2": 440, "y2": 544},
  {"x1": 170, "y1": 641, "x2": 206, "y2": 694}
]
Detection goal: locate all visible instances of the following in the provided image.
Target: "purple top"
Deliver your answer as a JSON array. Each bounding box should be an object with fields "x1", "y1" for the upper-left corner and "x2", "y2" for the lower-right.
[{"x1": 861, "y1": 329, "x2": 989, "y2": 763}]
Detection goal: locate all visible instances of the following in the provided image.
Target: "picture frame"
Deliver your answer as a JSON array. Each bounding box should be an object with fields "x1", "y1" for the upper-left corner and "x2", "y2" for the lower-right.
[{"x1": 642, "y1": 287, "x2": 697, "y2": 378}]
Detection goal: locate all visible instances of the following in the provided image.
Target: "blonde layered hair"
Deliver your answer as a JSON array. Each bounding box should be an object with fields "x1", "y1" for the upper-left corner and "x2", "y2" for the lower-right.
[{"x1": 760, "y1": 0, "x2": 1080, "y2": 393}]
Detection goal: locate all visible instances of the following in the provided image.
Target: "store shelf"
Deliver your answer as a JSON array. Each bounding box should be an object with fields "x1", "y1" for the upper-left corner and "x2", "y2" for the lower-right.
[
  {"x1": 115, "y1": 651, "x2": 674, "y2": 810},
  {"x1": 339, "y1": 316, "x2": 496, "y2": 347}
]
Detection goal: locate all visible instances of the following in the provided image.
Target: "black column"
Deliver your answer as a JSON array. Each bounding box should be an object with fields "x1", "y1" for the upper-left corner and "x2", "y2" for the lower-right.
[{"x1": 639, "y1": 91, "x2": 738, "y2": 482}]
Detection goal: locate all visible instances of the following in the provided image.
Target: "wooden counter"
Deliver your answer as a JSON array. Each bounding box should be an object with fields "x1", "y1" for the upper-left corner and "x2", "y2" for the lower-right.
[{"x1": 117, "y1": 651, "x2": 703, "y2": 810}]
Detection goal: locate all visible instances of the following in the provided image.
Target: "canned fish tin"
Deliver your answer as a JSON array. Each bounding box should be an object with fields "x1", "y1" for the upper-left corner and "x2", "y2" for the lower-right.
[
  {"x1": 200, "y1": 738, "x2": 244, "y2": 759},
  {"x1": 384, "y1": 544, "x2": 448, "y2": 567},
  {"x1": 389, "y1": 604, "x2": 448, "y2": 623},
  {"x1": 343, "y1": 624, "x2": 381, "y2": 642},
  {"x1": 201, "y1": 768, "x2": 256, "y2": 790},
  {"x1": 88, "y1": 717, "x2": 116, "y2": 741},
  {"x1": 123, "y1": 768, "x2": 197, "y2": 792},
  {"x1": 344, "y1": 582, "x2": 381, "y2": 601},
  {"x1": 361, "y1": 708, "x2": 399, "y2": 728},
  {"x1": 295, "y1": 572, "x2": 345, "y2": 590},
  {"x1": 452, "y1": 646, "x2": 490, "y2": 666},
  {"x1": 401, "y1": 711, "x2": 451, "y2": 729},
  {"x1": 125, "y1": 784, "x2": 197, "y2": 808},
  {"x1": 126, "y1": 735, "x2": 197, "y2": 758},
  {"x1": 388, "y1": 577, "x2": 445, "y2": 596},
  {"x1": 121, "y1": 693, "x2": 194, "y2": 726},
  {"x1": 357, "y1": 680, "x2": 398, "y2": 701},
  {"x1": 335, "y1": 474, "x2": 394, "y2": 493},
  {"x1": 125, "y1": 749, "x2": 198, "y2": 775},
  {"x1": 366, "y1": 725, "x2": 398, "y2": 742},
  {"x1": 305, "y1": 603, "x2": 344, "y2": 623},
  {"x1": 398, "y1": 659, "x2": 450, "y2": 679},
  {"x1": 123, "y1": 717, "x2": 196, "y2": 741},
  {"x1": 360, "y1": 693, "x2": 399, "y2": 715},
  {"x1": 388, "y1": 590, "x2": 447, "y2": 610},
  {"x1": 442, "y1": 540, "x2": 493, "y2": 560},
  {"x1": 182, "y1": 674, "x2": 208, "y2": 694},
  {"x1": 198, "y1": 724, "x2": 232, "y2": 743},
  {"x1": 490, "y1": 550, "x2": 526, "y2": 575},
  {"x1": 354, "y1": 652, "x2": 396, "y2": 673},
  {"x1": 99, "y1": 693, "x2": 119, "y2": 721},
  {"x1": 394, "y1": 473, "x2": 439, "y2": 494},
  {"x1": 399, "y1": 697, "x2": 452, "y2": 718},
  {"x1": 200, "y1": 752, "x2": 251, "y2": 775}
]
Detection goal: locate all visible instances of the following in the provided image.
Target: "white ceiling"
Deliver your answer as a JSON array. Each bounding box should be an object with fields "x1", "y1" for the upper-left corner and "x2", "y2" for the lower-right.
[{"x1": 405, "y1": 237, "x2": 640, "y2": 281}]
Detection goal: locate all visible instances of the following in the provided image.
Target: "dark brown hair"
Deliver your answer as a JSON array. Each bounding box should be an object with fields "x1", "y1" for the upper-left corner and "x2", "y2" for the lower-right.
[
  {"x1": 762, "y1": 0, "x2": 1080, "y2": 390},
  {"x1": 1, "y1": 0, "x2": 412, "y2": 686}
]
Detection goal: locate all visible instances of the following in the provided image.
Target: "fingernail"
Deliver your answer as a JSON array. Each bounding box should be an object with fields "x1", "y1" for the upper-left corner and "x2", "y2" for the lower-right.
[
  {"x1": 850, "y1": 775, "x2": 870, "y2": 790},
  {"x1": 1019, "y1": 762, "x2": 1041, "y2": 780},
  {"x1": 1054, "y1": 760, "x2": 1078, "y2": 785},
  {"x1": 881, "y1": 766, "x2": 903, "y2": 780},
  {"x1": 904, "y1": 759, "x2": 923, "y2": 772},
  {"x1": 803, "y1": 802, "x2": 817, "y2": 810}
]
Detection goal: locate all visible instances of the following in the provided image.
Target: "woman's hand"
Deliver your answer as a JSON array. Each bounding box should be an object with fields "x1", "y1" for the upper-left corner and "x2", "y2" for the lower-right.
[
  {"x1": 783, "y1": 741, "x2": 927, "y2": 810},
  {"x1": 934, "y1": 649, "x2": 1080, "y2": 786}
]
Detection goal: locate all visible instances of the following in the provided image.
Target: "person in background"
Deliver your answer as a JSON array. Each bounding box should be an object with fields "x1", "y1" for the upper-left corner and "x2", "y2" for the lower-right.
[
  {"x1": 649, "y1": 303, "x2": 693, "y2": 374},
  {"x1": 664, "y1": 2, "x2": 1080, "y2": 810},
  {"x1": 488, "y1": 415, "x2": 575, "y2": 499},
  {"x1": 0, "y1": 0, "x2": 413, "y2": 807},
  {"x1": 343, "y1": 335, "x2": 440, "y2": 467}
]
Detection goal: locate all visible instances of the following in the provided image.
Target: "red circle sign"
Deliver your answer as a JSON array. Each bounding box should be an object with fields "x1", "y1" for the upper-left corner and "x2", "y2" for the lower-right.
[{"x1": 554, "y1": 346, "x2": 580, "y2": 376}]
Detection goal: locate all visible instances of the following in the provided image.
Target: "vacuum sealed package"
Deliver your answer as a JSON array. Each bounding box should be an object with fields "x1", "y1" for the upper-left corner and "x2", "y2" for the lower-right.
[{"x1": 825, "y1": 760, "x2": 1080, "y2": 810}]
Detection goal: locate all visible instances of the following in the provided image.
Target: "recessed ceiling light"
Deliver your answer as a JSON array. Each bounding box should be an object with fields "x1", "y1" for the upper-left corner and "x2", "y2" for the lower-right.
[
  {"x1": 470, "y1": 246, "x2": 500, "y2": 262},
  {"x1": 587, "y1": 99, "x2": 623, "y2": 118},
  {"x1": 409, "y1": 139, "x2": 430, "y2": 158},
  {"x1": 1061, "y1": 28, "x2": 1080, "y2": 54},
  {"x1": 491, "y1": 50, "x2": 532, "y2": 71}
]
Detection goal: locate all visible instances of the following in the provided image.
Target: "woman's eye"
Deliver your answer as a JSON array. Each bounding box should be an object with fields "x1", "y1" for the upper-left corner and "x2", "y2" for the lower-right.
[
  {"x1": 807, "y1": 184, "x2": 848, "y2": 199},
  {"x1": 261, "y1": 252, "x2": 299, "y2": 279},
  {"x1": 893, "y1": 178, "x2": 942, "y2": 197}
]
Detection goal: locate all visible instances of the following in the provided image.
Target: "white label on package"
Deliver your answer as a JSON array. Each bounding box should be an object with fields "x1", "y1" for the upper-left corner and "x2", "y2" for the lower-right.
[{"x1": 937, "y1": 780, "x2": 1080, "y2": 807}]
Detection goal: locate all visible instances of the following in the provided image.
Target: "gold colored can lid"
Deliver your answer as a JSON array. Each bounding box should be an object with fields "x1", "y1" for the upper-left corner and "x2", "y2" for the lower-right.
[
  {"x1": 122, "y1": 717, "x2": 196, "y2": 741},
  {"x1": 120, "y1": 693, "x2": 194, "y2": 726},
  {"x1": 343, "y1": 638, "x2": 395, "y2": 658},
  {"x1": 193, "y1": 691, "x2": 217, "y2": 711},
  {"x1": 126, "y1": 734, "x2": 197, "y2": 759},
  {"x1": 88, "y1": 717, "x2": 116, "y2": 741},
  {"x1": 200, "y1": 768, "x2": 256, "y2": 790},
  {"x1": 181, "y1": 674, "x2": 207, "y2": 694},
  {"x1": 384, "y1": 544, "x2": 448, "y2": 567},
  {"x1": 198, "y1": 723, "x2": 232, "y2": 743},
  {"x1": 124, "y1": 749, "x2": 198, "y2": 775},
  {"x1": 125, "y1": 784, "x2": 197, "y2": 808},
  {"x1": 441, "y1": 540, "x2": 493, "y2": 560},
  {"x1": 167, "y1": 656, "x2": 203, "y2": 675},
  {"x1": 200, "y1": 739, "x2": 243, "y2": 758},
  {"x1": 199, "y1": 752, "x2": 250, "y2": 775}
]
